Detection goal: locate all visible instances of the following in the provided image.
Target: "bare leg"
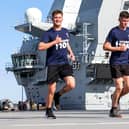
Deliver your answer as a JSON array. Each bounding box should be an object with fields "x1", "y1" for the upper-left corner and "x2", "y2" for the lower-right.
[
  {"x1": 112, "y1": 77, "x2": 123, "y2": 108},
  {"x1": 54, "y1": 76, "x2": 75, "y2": 110},
  {"x1": 45, "y1": 82, "x2": 57, "y2": 119},
  {"x1": 59, "y1": 76, "x2": 75, "y2": 95},
  {"x1": 46, "y1": 82, "x2": 56, "y2": 108},
  {"x1": 109, "y1": 77, "x2": 123, "y2": 117},
  {"x1": 119, "y1": 76, "x2": 129, "y2": 98}
]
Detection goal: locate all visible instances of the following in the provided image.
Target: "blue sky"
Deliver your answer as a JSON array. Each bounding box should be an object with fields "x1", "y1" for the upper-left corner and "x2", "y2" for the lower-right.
[{"x1": 0, "y1": 0, "x2": 54, "y2": 103}]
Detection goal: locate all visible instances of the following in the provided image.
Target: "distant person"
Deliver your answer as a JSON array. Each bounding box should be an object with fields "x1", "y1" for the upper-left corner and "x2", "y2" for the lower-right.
[
  {"x1": 103, "y1": 11, "x2": 129, "y2": 117},
  {"x1": 38, "y1": 9, "x2": 76, "y2": 119}
]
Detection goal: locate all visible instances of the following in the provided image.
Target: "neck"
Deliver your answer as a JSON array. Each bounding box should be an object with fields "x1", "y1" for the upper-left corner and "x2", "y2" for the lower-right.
[
  {"x1": 119, "y1": 25, "x2": 127, "y2": 31},
  {"x1": 53, "y1": 25, "x2": 62, "y2": 31}
]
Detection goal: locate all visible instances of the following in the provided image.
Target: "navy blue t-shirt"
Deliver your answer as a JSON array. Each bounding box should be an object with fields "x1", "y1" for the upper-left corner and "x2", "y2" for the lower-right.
[
  {"x1": 41, "y1": 27, "x2": 70, "y2": 65},
  {"x1": 106, "y1": 26, "x2": 129, "y2": 65}
]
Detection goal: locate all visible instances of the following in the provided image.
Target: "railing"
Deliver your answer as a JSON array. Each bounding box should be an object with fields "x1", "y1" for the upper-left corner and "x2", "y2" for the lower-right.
[{"x1": 5, "y1": 59, "x2": 44, "y2": 72}]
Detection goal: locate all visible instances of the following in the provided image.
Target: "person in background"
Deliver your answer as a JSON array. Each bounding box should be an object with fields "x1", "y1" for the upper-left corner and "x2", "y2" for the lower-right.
[
  {"x1": 103, "y1": 11, "x2": 129, "y2": 117},
  {"x1": 38, "y1": 9, "x2": 76, "y2": 119}
]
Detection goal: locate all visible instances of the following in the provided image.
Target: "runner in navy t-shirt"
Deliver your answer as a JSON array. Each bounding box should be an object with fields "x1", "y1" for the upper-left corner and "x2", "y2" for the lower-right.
[
  {"x1": 41, "y1": 27, "x2": 70, "y2": 65},
  {"x1": 38, "y1": 10, "x2": 75, "y2": 119},
  {"x1": 103, "y1": 11, "x2": 129, "y2": 117}
]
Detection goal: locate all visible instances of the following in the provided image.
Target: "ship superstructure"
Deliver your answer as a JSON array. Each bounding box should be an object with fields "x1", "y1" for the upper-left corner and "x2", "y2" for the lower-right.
[{"x1": 6, "y1": 0, "x2": 129, "y2": 110}]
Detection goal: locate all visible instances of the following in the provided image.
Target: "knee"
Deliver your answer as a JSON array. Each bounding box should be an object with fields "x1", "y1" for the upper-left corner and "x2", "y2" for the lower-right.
[
  {"x1": 69, "y1": 83, "x2": 75, "y2": 89},
  {"x1": 115, "y1": 87, "x2": 123, "y2": 92},
  {"x1": 66, "y1": 78, "x2": 76, "y2": 89}
]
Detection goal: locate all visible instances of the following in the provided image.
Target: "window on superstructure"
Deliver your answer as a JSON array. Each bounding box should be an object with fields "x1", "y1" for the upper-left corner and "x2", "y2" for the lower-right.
[{"x1": 13, "y1": 54, "x2": 37, "y2": 67}]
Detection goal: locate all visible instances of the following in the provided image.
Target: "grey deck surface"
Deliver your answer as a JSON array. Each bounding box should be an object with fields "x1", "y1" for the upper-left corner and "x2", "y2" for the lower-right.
[{"x1": 0, "y1": 110, "x2": 129, "y2": 129}]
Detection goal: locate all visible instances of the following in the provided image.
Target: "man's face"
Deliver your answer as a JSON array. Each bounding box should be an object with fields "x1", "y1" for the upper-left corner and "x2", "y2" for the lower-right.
[
  {"x1": 52, "y1": 13, "x2": 63, "y2": 27},
  {"x1": 119, "y1": 17, "x2": 129, "y2": 29}
]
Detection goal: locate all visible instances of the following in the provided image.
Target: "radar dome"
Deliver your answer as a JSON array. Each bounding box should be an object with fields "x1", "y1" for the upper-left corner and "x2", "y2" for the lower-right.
[{"x1": 25, "y1": 8, "x2": 42, "y2": 23}]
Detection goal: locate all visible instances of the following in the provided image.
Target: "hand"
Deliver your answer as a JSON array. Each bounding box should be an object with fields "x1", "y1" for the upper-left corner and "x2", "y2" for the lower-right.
[
  {"x1": 55, "y1": 35, "x2": 62, "y2": 44},
  {"x1": 68, "y1": 54, "x2": 75, "y2": 62},
  {"x1": 119, "y1": 43, "x2": 128, "y2": 51}
]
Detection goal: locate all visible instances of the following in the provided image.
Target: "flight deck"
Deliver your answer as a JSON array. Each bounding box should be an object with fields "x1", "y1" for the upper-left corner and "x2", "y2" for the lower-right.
[{"x1": 0, "y1": 110, "x2": 129, "y2": 129}]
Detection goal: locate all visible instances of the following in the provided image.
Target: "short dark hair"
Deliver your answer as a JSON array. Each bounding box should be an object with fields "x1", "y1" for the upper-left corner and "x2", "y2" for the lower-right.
[
  {"x1": 52, "y1": 9, "x2": 63, "y2": 18},
  {"x1": 119, "y1": 11, "x2": 129, "y2": 18}
]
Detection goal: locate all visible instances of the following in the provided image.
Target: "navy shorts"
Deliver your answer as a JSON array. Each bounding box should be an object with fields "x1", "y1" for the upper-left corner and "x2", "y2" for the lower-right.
[
  {"x1": 47, "y1": 64, "x2": 73, "y2": 84},
  {"x1": 110, "y1": 64, "x2": 129, "y2": 78}
]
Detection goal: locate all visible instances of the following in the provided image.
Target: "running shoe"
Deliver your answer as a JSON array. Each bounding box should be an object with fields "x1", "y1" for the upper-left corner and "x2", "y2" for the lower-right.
[
  {"x1": 46, "y1": 108, "x2": 56, "y2": 119},
  {"x1": 109, "y1": 108, "x2": 122, "y2": 118}
]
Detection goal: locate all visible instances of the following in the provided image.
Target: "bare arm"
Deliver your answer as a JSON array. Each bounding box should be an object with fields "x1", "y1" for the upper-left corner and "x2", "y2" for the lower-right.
[
  {"x1": 67, "y1": 43, "x2": 75, "y2": 61},
  {"x1": 103, "y1": 41, "x2": 127, "y2": 52},
  {"x1": 38, "y1": 35, "x2": 62, "y2": 50}
]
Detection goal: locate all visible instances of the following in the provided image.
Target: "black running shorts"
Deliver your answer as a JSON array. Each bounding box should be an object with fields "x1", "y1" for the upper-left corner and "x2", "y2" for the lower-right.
[
  {"x1": 47, "y1": 64, "x2": 73, "y2": 84},
  {"x1": 110, "y1": 64, "x2": 129, "y2": 78}
]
